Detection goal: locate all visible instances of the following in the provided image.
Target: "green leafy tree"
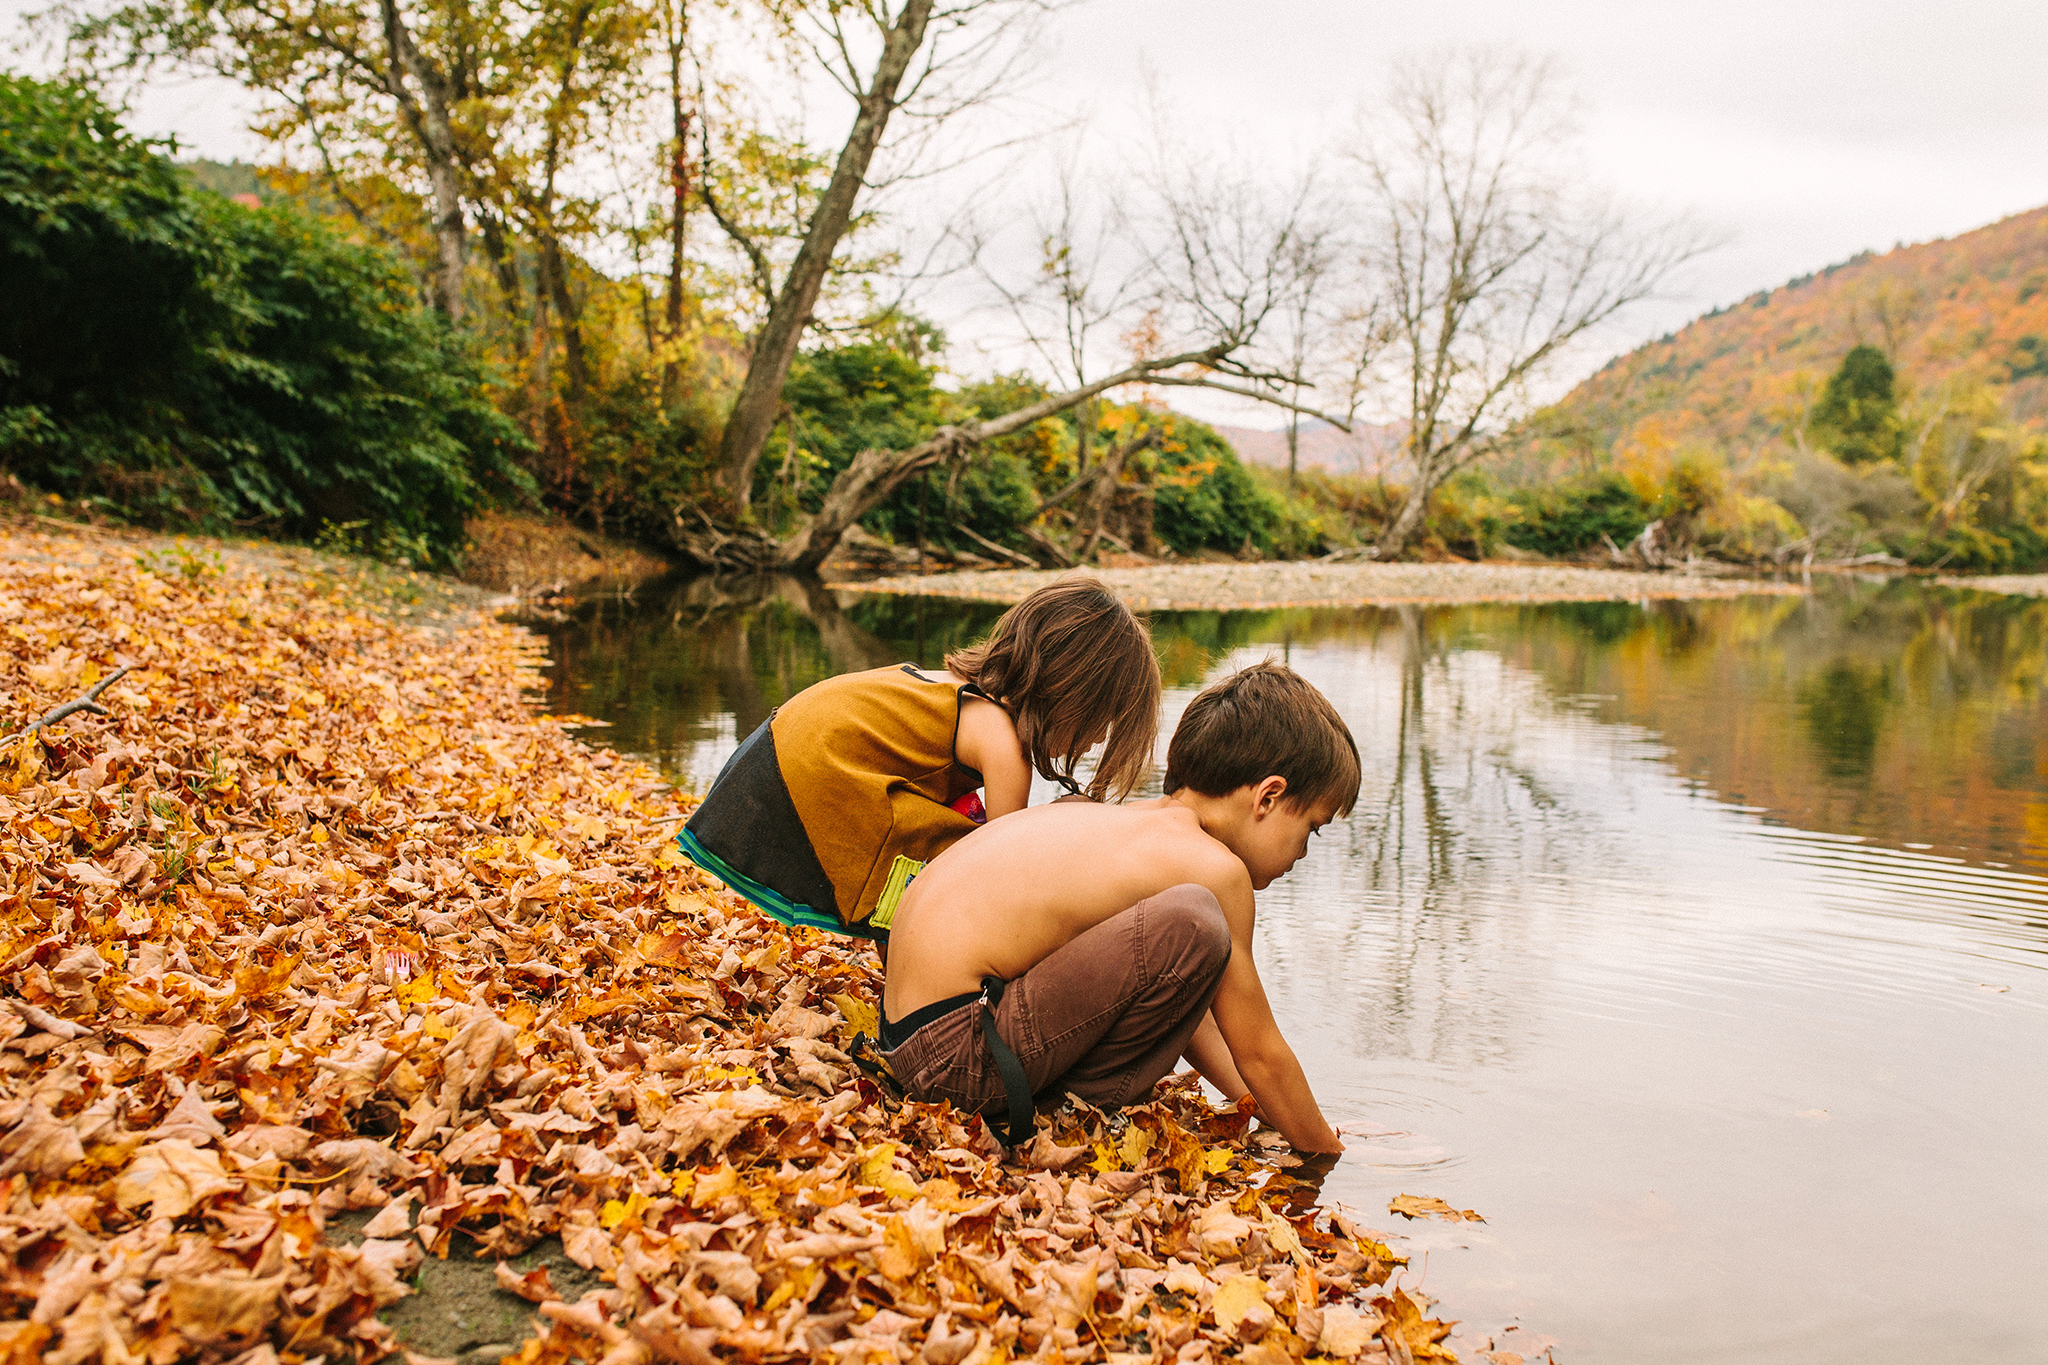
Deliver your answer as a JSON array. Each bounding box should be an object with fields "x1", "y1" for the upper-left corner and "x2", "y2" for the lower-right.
[
  {"x1": 1810, "y1": 344, "x2": 1903, "y2": 466},
  {"x1": 0, "y1": 76, "x2": 529, "y2": 562},
  {"x1": 1145, "y1": 419, "x2": 1283, "y2": 556}
]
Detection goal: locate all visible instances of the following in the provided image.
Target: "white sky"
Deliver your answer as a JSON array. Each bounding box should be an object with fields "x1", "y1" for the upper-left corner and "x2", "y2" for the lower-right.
[{"x1": 9, "y1": 0, "x2": 2047, "y2": 425}]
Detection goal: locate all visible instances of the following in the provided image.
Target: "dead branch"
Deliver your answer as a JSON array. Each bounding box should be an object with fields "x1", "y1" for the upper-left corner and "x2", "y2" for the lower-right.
[
  {"x1": 1016, "y1": 522, "x2": 1076, "y2": 569},
  {"x1": 952, "y1": 525, "x2": 1038, "y2": 568},
  {"x1": 1036, "y1": 430, "x2": 1163, "y2": 516},
  {"x1": 24, "y1": 666, "x2": 133, "y2": 735}
]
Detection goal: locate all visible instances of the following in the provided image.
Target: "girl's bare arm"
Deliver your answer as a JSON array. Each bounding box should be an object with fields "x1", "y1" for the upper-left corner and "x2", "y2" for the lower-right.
[{"x1": 955, "y1": 694, "x2": 1032, "y2": 817}]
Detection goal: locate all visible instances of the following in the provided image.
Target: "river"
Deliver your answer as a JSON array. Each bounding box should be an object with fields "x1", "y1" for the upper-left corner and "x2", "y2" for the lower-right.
[{"x1": 523, "y1": 572, "x2": 2048, "y2": 1364}]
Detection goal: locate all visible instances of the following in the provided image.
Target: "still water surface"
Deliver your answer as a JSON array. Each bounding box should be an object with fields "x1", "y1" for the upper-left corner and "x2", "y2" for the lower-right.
[{"x1": 527, "y1": 575, "x2": 2048, "y2": 1364}]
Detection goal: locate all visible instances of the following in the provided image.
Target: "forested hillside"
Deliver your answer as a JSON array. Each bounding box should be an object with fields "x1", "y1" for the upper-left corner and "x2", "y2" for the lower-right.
[
  {"x1": 1552, "y1": 206, "x2": 2048, "y2": 457},
  {"x1": 1502, "y1": 207, "x2": 2048, "y2": 569}
]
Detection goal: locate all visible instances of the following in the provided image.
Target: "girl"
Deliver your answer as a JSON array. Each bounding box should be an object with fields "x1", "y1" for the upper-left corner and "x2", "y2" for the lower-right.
[{"x1": 679, "y1": 575, "x2": 1160, "y2": 941}]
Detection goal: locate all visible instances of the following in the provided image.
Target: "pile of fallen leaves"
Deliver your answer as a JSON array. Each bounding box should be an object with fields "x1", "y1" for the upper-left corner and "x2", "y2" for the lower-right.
[{"x1": 0, "y1": 525, "x2": 1463, "y2": 1365}]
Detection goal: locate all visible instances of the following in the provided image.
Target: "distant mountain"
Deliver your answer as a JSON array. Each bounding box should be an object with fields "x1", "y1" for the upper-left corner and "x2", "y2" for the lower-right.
[
  {"x1": 1212, "y1": 419, "x2": 1408, "y2": 479},
  {"x1": 1540, "y1": 205, "x2": 2048, "y2": 460}
]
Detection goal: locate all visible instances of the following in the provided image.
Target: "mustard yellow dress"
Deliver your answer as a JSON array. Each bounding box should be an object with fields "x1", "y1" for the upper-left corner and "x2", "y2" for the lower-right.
[{"x1": 677, "y1": 665, "x2": 988, "y2": 940}]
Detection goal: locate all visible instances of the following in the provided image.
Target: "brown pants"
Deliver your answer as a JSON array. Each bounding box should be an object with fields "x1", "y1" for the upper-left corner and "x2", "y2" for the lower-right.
[{"x1": 882, "y1": 884, "x2": 1231, "y2": 1116}]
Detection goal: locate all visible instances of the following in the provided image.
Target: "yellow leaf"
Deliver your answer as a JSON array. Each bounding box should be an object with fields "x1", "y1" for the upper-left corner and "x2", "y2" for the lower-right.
[
  {"x1": 393, "y1": 970, "x2": 440, "y2": 1008},
  {"x1": 1118, "y1": 1124, "x2": 1153, "y2": 1168},
  {"x1": 876, "y1": 1214, "x2": 928, "y2": 1280},
  {"x1": 671, "y1": 1169, "x2": 695, "y2": 1198},
  {"x1": 600, "y1": 1190, "x2": 654, "y2": 1230},
  {"x1": 1203, "y1": 1147, "x2": 1233, "y2": 1175},
  {"x1": 1211, "y1": 1274, "x2": 1269, "y2": 1333},
  {"x1": 762, "y1": 1264, "x2": 820, "y2": 1315},
  {"x1": 1260, "y1": 1205, "x2": 1305, "y2": 1262},
  {"x1": 1089, "y1": 1142, "x2": 1120, "y2": 1174},
  {"x1": 690, "y1": 1162, "x2": 739, "y2": 1209},
  {"x1": 858, "y1": 1142, "x2": 923, "y2": 1200},
  {"x1": 1388, "y1": 1193, "x2": 1484, "y2": 1223},
  {"x1": 696, "y1": 1063, "x2": 758, "y2": 1087},
  {"x1": 827, "y1": 992, "x2": 879, "y2": 1039}
]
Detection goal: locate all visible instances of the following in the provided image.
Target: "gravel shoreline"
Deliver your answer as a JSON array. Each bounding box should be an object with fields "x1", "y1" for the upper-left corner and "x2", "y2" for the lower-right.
[
  {"x1": 1935, "y1": 572, "x2": 2048, "y2": 597},
  {"x1": 837, "y1": 560, "x2": 1809, "y2": 610}
]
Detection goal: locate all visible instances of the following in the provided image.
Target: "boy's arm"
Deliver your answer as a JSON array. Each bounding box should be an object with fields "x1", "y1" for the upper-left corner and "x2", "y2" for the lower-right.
[
  {"x1": 1205, "y1": 873, "x2": 1342, "y2": 1154},
  {"x1": 1183, "y1": 1011, "x2": 1249, "y2": 1101}
]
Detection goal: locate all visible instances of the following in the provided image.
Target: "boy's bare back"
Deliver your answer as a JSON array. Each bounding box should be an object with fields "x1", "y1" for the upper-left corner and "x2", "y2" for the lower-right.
[{"x1": 885, "y1": 799, "x2": 1246, "y2": 1020}]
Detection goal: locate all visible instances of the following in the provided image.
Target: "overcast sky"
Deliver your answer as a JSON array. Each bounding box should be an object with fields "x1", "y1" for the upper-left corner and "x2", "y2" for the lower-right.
[{"x1": 9, "y1": 0, "x2": 2046, "y2": 422}]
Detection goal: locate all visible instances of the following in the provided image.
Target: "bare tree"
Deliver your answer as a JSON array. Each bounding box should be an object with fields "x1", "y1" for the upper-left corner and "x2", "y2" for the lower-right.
[
  {"x1": 705, "y1": 0, "x2": 1050, "y2": 516},
  {"x1": 1353, "y1": 49, "x2": 1708, "y2": 557},
  {"x1": 697, "y1": 157, "x2": 1357, "y2": 571}
]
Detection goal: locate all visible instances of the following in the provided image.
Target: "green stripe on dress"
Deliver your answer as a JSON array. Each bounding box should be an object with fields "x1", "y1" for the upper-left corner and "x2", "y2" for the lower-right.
[{"x1": 676, "y1": 827, "x2": 856, "y2": 936}]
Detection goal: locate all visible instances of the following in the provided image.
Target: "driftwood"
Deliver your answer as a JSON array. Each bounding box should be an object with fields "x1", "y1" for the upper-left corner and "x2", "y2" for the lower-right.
[
  {"x1": 952, "y1": 525, "x2": 1038, "y2": 569},
  {"x1": 1016, "y1": 523, "x2": 1077, "y2": 569},
  {"x1": 23, "y1": 666, "x2": 133, "y2": 734}
]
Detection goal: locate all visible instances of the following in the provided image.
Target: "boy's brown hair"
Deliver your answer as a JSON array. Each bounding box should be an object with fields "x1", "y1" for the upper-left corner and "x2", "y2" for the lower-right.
[
  {"x1": 946, "y1": 575, "x2": 1161, "y2": 801},
  {"x1": 1164, "y1": 661, "x2": 1360, "y2": 814}
]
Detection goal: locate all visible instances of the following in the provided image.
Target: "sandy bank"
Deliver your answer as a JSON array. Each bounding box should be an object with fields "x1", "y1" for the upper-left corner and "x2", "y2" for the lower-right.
[
  {"x1": 838, "y1": 559, "x2": 1807, "y2": 610},
  {"x1": 1936, "y1": 573, "x2": 2048, "y2": 597}
]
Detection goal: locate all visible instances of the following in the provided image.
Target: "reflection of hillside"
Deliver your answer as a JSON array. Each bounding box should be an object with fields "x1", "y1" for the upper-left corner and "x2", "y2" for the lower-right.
[
  {"x1": 1152, "y1": 586, "x2": 2048, "y2": 875},
  {"x1": 1482, "y1": 585, "x2": 2048, "y2": 875}
]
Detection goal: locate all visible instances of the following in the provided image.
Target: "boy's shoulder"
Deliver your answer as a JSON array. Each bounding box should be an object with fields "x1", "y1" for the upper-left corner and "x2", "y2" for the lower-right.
[{"x1": 1048, "y1": 799, "x2": 1247, "y2": 884}]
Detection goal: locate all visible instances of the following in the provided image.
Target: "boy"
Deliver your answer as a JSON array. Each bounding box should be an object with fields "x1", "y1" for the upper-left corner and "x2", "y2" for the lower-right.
[{"x1": 880, "y1": 662, "x2": 1356, "y2": 1154}]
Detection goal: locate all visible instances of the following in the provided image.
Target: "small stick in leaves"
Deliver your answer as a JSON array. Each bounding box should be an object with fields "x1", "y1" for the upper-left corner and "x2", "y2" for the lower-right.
[{"x1": 23, "y1": 666, "x2": 134, "y2": 734}]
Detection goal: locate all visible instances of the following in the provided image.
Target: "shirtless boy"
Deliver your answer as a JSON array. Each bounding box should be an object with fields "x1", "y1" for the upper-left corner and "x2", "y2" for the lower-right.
[{"x1": 879, "y1": 662, "x2": 1356, "y2": 1154}]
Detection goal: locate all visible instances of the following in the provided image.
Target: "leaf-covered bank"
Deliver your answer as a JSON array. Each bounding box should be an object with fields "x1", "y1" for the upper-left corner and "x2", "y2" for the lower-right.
[{"x1": 0, "y1": 524, "x2": 1475, "y2": 1365}]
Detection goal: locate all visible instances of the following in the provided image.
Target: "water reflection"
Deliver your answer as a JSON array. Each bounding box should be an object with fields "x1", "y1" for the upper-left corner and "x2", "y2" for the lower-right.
[
  {"x1": 527, "y1": 575, "x2": 2048, "y2": 1364},
  {"x1": 535, "y1": 575, "x2": 2046, "y2": 871}
]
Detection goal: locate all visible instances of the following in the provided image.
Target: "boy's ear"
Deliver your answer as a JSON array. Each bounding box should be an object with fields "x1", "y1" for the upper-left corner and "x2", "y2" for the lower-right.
[{"x1": 1251, "y1": 774, "x2": 1289, "y2": 816}]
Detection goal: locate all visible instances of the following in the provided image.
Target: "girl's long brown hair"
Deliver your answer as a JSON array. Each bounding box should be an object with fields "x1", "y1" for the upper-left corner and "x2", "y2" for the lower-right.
[{"x1": 945, "y1": 575, "x2": 1161, "y2": 801}]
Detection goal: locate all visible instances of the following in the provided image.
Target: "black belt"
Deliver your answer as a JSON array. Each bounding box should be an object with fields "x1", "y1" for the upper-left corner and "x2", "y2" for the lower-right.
[
  {"x1": 872, "y1": 977, "x2": 1035, "y2": 1148},
  {"x1": 880, "y1": 989, "x2": 978, "y2": 1050},
  {"x1": 976, "y1": 976, "x2": 1035, "y2": 1149}
]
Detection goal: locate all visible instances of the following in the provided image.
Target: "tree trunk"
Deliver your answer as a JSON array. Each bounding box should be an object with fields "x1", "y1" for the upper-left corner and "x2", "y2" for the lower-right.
[
  {"x1": 538, "y1": 237, "x2": 591, "y2": 401},
  {"x1": 662, "y1": 3, "x2": 691, "y2": 407},
  {"x1": 379, "y1": 0, "x2": 467, "y2": 318},
  {"x1": 713, "y1": 0, "x2": 935, "y2": 514},
  {"x1": 1286, "y1": 410, "x2": 1300, "y2": 491},
  {"x1": 1377, "y1": 466, "x2": 1435, "y2": 557},
  {"x1": 476, "y1": 213, "x2": 525, "y2": 324},
  {"x1": 774, "y1": 428, "x2": 970, "y2": 572}
]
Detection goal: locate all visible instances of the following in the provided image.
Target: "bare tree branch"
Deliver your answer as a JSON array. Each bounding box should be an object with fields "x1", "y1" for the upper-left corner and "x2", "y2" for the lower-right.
[{"x1": 22, "y1": 666, "x2": 132, "y2": 735}]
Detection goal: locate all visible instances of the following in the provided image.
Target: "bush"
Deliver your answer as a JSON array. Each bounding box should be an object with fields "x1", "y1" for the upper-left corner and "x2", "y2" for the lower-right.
[
  {"x1": 1697, "y1": 495, "x2": 1806, "y2": 560},
  {"x1": 1502, "y1": 475, "x2": 1650, "y2": 556},
  {"x1": 0, "y1": 76, "x2": 529, "y2": 564},
  {"x1": 1148, "y1": 421, "x2": 1285, "y2": 555}
]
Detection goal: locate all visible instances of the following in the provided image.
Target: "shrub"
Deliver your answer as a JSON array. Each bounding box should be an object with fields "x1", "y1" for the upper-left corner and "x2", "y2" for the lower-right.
[
  {"x1": 0, "y1": 75, "x2": 529, "y2": 564},
  {"x1": 1148, "y1": 422, "x2": 1284, "y2": 556},
  {"x1": 1502, "y1": 475, "x2": 1650, "y2": 556}
]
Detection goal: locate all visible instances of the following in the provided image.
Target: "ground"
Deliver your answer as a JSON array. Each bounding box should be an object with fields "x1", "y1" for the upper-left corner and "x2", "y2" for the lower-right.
[
  {"x1": 458, "y1": 513, "x2": 674, "y2": 596},
  {"x1": 837, "y1": 561, "x2": 1811, "y2": 610},
  {"x1": 0, "y1": 518, "x2": 1504, "y2": 1365}
]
